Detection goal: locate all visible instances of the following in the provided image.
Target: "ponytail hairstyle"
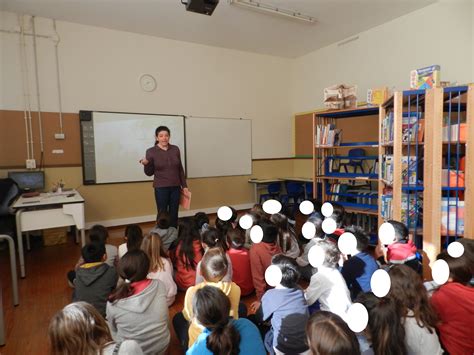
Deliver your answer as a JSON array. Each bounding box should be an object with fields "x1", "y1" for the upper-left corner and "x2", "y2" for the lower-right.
[
  {"x1": 192, "y1": 286, "x2": 240, "y2": 355},
  {"x1": 141, "y1": 232, "x2": 168, "y2": 273},
  {"x1": 306, "y1": 311, "x2": 360, "y2": 355},
  {"x1": 49, "y1": 302, "x2": 113, "y2": 355},
  {"x1": 356, "y1": 292, "x2": 406, "y2": 355},
  {"x1": 108, "y1": 250, "x2": 150, "y2": 303},
  {"x1": 200, "y1": 247, "x2": 229, "y2": 283},
  {"x1": 388, "y1": 265, "x2": 438, "y2": 333},
  {"x1": 124, "y1": 224, "x2": 143, "y2": 253},
  {"x1": 270, "y1": 213, "x2": 294, "y2": 253},
  {"x1": 202, "y1": 227, "x2": 228, "y2": 252}
]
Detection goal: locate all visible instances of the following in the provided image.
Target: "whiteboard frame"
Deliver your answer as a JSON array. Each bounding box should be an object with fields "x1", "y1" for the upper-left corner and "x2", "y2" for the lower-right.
[{"x1": 80, "y1": 110, "x2": 186, "y2": 185}]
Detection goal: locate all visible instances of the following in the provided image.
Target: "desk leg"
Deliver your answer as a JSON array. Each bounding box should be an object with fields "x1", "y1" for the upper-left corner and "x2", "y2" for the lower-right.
[
  {"x1": 26, "y1": 232, "x2": 31, "y2": 251},
  {"x1": 80, "y1": 229, "x2": 86, "y2": 246},
  {"x1": 15, "y1": 211, "x2": 26, "y2": 278},
  {"x1": 0, "y1": 279, "x2": 4, "y2": 346},
  {"x1": 254, "y1": 184, "x2": 258, "y2": 204}
]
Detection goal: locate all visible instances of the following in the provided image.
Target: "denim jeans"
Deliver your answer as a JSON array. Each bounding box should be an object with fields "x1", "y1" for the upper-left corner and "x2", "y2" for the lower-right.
[{"x1": 154, "y1": 186, "x2": 180, "y2": 227}]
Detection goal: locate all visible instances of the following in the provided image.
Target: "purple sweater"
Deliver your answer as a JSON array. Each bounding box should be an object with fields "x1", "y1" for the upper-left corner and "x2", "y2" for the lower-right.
[{"x1": 144, "y1": 144, "x2": 187, "y2": 188}]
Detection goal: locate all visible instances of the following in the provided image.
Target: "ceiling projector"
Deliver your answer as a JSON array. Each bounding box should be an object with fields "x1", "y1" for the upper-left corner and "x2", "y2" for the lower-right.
[{"x1": 183, "y1": 0, "x2": 219, "y2": 16}]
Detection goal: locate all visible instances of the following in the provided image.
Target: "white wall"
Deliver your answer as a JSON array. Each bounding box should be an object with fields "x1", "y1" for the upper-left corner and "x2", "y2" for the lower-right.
[
  {"x1": 290, "y1": 1, "x2": 474, "y2": 113},
  {"x1": 0, "y1": 11, "x2": 293, "y2": 159}
]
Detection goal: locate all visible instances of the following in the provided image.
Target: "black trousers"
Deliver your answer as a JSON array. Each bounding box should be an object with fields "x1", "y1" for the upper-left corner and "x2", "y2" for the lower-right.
[{"x1": 154, "y1": 186, "x2": 180, "y2": 228}]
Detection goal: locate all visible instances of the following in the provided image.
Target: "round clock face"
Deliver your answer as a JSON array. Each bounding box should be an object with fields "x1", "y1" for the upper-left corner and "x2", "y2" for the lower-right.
[{"x1": 140, "y1": 74, "x2": 157, "y2": 92}]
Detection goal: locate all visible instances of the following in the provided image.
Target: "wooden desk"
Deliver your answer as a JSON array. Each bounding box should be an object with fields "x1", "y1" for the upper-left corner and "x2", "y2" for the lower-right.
[{"x1": 12, "y1": 190, "x2": 85, "y2": 278}]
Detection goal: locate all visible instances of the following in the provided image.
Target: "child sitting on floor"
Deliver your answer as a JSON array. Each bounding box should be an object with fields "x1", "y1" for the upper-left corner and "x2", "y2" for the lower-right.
[
  {"x1": 141, "y1": 232, "x2": 177, "y2": 306},
  {"x1": 73, "y1": 242, "x2": 118, "y2": 317},
  {"x1": 226, "y1": 228, "x2": 254, "y2": 296},
  {"x1": 118, "y1": 224, "x2": 143, "y2": 259},
  {"x1": 341, "y1": 225, "x2": 379, "y2": 300},
  {"x1": 173, "y1": 248, "x2": 241, "y2": 350},
  {"x1": 260, "y1": 255, "x2": 309, "y2": 355},
  {"x1": 149, "y1": 211, "x2": 178, "y2": 253}
]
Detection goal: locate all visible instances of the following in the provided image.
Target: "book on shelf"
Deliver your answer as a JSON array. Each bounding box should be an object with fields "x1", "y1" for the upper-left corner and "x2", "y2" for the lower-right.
[
  {"x1": 402, "y1": 156, "x2": 418, "y2": 185},
  {"x1": 442, "y1": 123, "x2": 466, "y2": 142},
  {"x1": 315, "y1": 124, "x2": 342, "y2": 147},
  {"x1": 381, "y1": 112, "x2": 394, "y2": 144},
  {"x1": 402, "y1": 113, "x2": 424, "y2": 143},
  {"x1": 381, "y1": 192, "x2": 393, "y2": 220},
  {"x1": 401, "y1": 193, "x2": 423, "y2": 227},
  {"x1": 381, "y1": 112, "x2": 424, "y2": 144},
  {"x1": 441, "y1": 197, "x2": 464, "y2": 236},
  {"x1": 381, "y1": 155, "x2": 393, "y2": 184}
]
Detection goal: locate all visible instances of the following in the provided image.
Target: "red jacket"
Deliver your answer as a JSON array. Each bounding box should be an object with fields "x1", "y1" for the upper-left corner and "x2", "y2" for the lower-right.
[
  {"x1": 431, "y1": 282, "x2": 474, "y2": 355},
  {"x1": 249, "y1": 242, "x2": 282, "y2": 300},
  {"x1": 172, "y1": 239, "x2": 203, "y2": 290},
  {"x1": 227, "y1": 247, "x2": 254, "y2": 296},
  {"x1": 387, "y1": 240, "x2": 417, "y2": 263}
]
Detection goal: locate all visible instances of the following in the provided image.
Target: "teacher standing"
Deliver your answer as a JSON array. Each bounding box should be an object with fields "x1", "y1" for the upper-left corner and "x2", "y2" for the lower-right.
[{"x1": 140, "y1": 126, "x2": 189, "y2": 228}]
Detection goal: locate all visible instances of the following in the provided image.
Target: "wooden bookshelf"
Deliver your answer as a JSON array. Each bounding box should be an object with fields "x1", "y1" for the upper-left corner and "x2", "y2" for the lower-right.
[
  {"x1": 313, "y1": 106, "x2": 379, "y2": 234},
  {"x1": 379, "y1": 85, "x2": 473, "y2": 267}
]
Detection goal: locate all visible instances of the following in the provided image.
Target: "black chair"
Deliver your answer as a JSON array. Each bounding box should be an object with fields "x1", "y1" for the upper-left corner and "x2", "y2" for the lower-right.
[{"x1": 0, "y1": 178, "x2": 20, "y2": 238}]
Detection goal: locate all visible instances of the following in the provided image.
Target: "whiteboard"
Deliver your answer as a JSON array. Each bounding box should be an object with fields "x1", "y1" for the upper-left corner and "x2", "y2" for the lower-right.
[
  {"x1": 91, "y1": 112, "x2": 185, "y2": 184},
  {"x1": 185, "y1": 117, "x2": 252, "y2": 178}
]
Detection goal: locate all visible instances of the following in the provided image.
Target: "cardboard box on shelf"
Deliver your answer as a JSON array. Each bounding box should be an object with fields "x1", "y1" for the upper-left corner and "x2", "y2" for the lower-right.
[
  {"x1": 410, "y1": 65, "x2": 440, "y2": 89},
  {"x1": 43, "y1": 227, "x2": 68, "y2": 246},
  {"x1": 367, "y1": 87, "x2": 389, "y2": 106},
  {"x1": 324, "y1": 84, "x2": 357, "y2": 109}
]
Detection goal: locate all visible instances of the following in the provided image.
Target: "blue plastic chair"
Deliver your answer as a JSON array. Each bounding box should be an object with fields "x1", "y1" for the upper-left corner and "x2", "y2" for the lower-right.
[
  {"x1": 338, "y1": 148, "x2": 366, "y2": 174},
  {"x1": 259, "y1": 182, "x2": 282, "y2": 204},
  {"x1": 281, "y1": 182, "x2": 305, "y2": 206},
  {"x1": 305, "y1": 182, "x2": 313, "y2": 200}
]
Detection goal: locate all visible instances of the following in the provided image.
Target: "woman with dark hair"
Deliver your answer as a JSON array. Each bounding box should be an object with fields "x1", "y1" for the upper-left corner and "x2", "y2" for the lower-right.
[
  {"x1": 187, "y1": 286, "x2": 265, "y2": 355},
  {"x1": 106, "y1": 250, "x2": 170, "y2": 355},
  {"x1": 306, "y1": 311, "x2": 360, "y2": 355},
  {"x1": 49, "y1": 302, "x2": 143, "y2": 355},
  {"x1": 140, "y1": 125, "x2": 189, "y2": 228},
  {"x1": 431, "y1": 252, "x2": 474, "y2": 354},
  {"x1": 356, "y1": 292, "x2": 406, "y2": 355},
  {"x1": 387, "y1": 265, "x2": 442, "y2": 355},
  {"x1": 171, "y1": 217, "x2": 204, "y2": 290}
]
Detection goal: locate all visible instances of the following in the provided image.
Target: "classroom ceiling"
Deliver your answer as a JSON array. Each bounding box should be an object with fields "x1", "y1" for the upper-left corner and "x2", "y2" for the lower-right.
[{"x1": 2, "y1": 0, "x2": 436, "y2": 58}]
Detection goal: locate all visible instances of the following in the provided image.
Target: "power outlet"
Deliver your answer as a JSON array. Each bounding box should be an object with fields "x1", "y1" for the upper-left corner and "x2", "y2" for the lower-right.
[
  {"x1": 55, "y1": 133, "x2": 65, "y2": 140},
  {"x1": 26, "y1": 159, "x2": 36, "y2": 169}
]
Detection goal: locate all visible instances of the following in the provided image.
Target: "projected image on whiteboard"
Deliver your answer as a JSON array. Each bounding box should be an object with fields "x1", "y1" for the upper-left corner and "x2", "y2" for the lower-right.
[{"x1": 93, "y1": 112, "x2": 185, "y2": 183}]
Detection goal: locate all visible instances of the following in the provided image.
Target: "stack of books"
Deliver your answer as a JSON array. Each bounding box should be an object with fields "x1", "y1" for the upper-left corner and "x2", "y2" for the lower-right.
[
  {"x1": 402, "y1": 156, "x2": 418, "y2": 185},
  {"x1": 381, "y1": 113, "x2": 394, "y2": 144},
  {"x1": 382, "y1": 155, "x2": 393, "y2": 183},
  {"x1": 315, "y1": 124, "x2": 342, "y2": 147}
]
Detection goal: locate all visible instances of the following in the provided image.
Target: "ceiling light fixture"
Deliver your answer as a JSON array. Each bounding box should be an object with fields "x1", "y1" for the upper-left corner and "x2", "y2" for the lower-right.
[{"x1": 229, "y1": 0, "x2": 316, "y2": 24}]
